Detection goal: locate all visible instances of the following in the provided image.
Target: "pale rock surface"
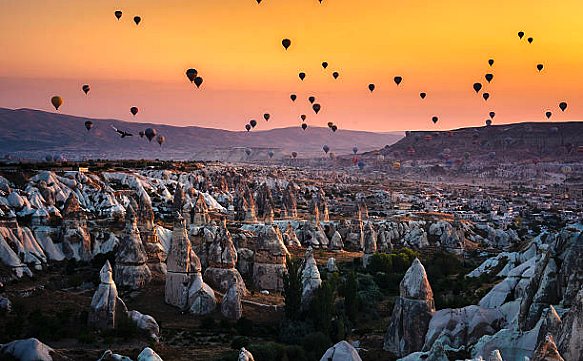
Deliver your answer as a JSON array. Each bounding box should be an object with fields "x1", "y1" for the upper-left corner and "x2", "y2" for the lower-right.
[
  {"x1": 301, "y1": 247, "x2": 322, "y2": 307},
  {"x1": 88, "y1": 261, "x2": 128, "y2": 331},
  {"x1": 137, "y1": 347, "x2": 163, "y2": 361},
  {"x1": 128, "y1": 310, "x2": 160, "y2": 342},
  {"x1": 253, "y1": 224, "x2": 289, "y2": 291},
  {"x1": 115, "y1": 206, "x2": 152, "y2": 290},
  {"x1": 320, "y1": 341, "x2": 362, "y2": 361},
  {"x1": 221, "y1": 283, "x2": 243, "y2": 320},
  {"x1": 0, "y1": 338, "x2": 66, "y2": 361},
  {"x1": 238, "y1": 347, "x2": 255, "y2": 361}
]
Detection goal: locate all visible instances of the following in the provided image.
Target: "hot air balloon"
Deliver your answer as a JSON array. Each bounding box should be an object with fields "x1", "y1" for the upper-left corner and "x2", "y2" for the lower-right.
[
  {"x1": 518, "y1": 31, "x2": 525, "y2": 39},
  {"x1": 282, "y1": 38, "x2": 291, "y2": 50},
  {"x1": 483, "y1": 93, "x2": 490, "y2": 101},
  {"x1": 392, "y1": 161, "x2": 401, "y2": 170},
  {"x1": 332, "y1": 72, "x2": 339, "y2": 79},
  {"x1": 115, "y1": 10, "x2": 123, "y2": 20},
  {"x1": 301, "y1": 114, "x2": 307, "y2": 121},
  {"x1": 145, "y1": 128, "x2": 157, "y2": 142},
  {"x1": 546, "y1": 111, "x2": 552, "y2": 119},
  {"x1": 139, "y1": 131, "x2": 145, "y2": 138},
  {"x1": 130, "y1": 106, "x2": 139, "y2": 116},
  {"x1": 420, "y1": 92, "x2": 427, "y2": 99},
  {"x1": 537, "y1": 64, "x2": 544, "y2": 72},
  {"x1": 488, "y1": 59, "x2": 494, "y2": 67},
  {"x1": 301, "y1": 123, "x2": 308, "y2": 130},
  {"x1": 245, "y1": 148, "x2": 252, "y2": 156},
  {"x1": 308, "y1": 96, "x2": 315, "y2": 104},
  {"x1": 250, "y1": 119, "x2": 258, "y2": 128},
  {"x1": 486, "y1": 119, "x2": 492, "y2": 126},
  {"x1": 368, "y1": 84, "x2": 375, "y2": 92},
  {"x1": 323, "y1": 145, "x2": 330, "y2": 154},
  {"x1": 327, "y1": 122, "x2": 334, "y2": 128},
  {"x1": 156, "y1": 135, "x2": 166, "y2": 147},
  {"x1": 312, "y1": 104, "x2": 321, "y2": 114},
  {"x1": 292, "y1": 151, "x2": 298, "y2": 159},
  {"x1": 394, "y1": 76, "x2": 402, "y2": 86},
  {"x1": 432, "y1": 116, "x2": 438, "y2": 124},
  {"x1": 257, "y1": 0, "x2": 262, "y2": 3},
  {"x1": 559, "y1": 102, "x2": 568, "y2": 112},
  {"x1": 299, "y1": 72, "x2": 306, "y2": 81},
  {"x1": 473, "y1": 83, "x2": 482, "y2": 93},
  {"x1": 357, "y1": 160, "x2": 365, "y2": 170},
  {"x1": 331, "y1": 125, "x2": 338, "y2": 132},
  {"x1": 133, "y1": 16, "x2": 141, "y2": 25},
  {"x1": 194, "y1": 77, "x2": 203, "y2": 88},
  {"x1": 186, "y1": 68, "x2": 198, "y2": 82},
  {"x1": 264, "y1": 113, "x2": 270, "y2": 122},
  {"x1": 527, "y1": 37, "x2": 533, "y2": 44},
  {"x1": 485, "y1": 74, "x2": 493, "y2": 83},
  {"x1": 290, "y1": 94, "x2": 297, "y2": 102},
  {"x1": 489, "y1": 111, "x2": 496, "y2": 119},
  {"x1": 245, "y1": 124, "x2": 251, "y2": 132},
  {"x1": 84, "y1": 121, "x2": 93, "y2": 131},
  {"x1": 51, "y1": 96, "x2": 63, "y2": 110},
  {"x1": 268, "y1": 150, "x2": 274, "y2": 158},
  {"x1": 322, "y1": 62, "x2": 328, "y2": 69},
  {"x1": 82, "y1": 84, "x2": 90, "y2": 95},
  {"x1": 352, "y1": 147, "x2": 358, "y2": 154}
]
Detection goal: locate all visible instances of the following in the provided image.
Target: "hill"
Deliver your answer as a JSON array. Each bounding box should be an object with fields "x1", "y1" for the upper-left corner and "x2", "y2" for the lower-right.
[{"x1": 0, "y1": 108, "x2": 402, "y2": 161}]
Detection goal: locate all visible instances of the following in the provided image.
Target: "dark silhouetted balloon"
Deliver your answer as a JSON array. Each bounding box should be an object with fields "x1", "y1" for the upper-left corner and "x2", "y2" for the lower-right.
[
  {"x1": 353, "y1": 147, "x2": 358, "y2": 154},
  {"x1": 368, "y1": 83, "x2": 375, "y2": 92},
  {"x1": 420, "y1": 92, "x2": 427, "y2": 99},
  {"x1": 245, "y1": 148, "x2": 252, "y2": 156},
  {"x1": 301, "y1": 114, "x2": 307, "y2": 121},
  {"x1": 545, "y1": 111, "x2": 552, "y2": 119},
  {"x1": 518, "y1": 31, "x2": 525, "y2": 39},
  {"x1": 250, "y1": 119, "x2": 257, "y2": 128},
  {"x1": 245, "y1": 124, "x2": 251, "y2": 132},
  {"x1": 290, "y1": 94, "x2": 297, "y2": 102},
  {"x1": 327, "y1": 122, "x2": 334, "y2": 128},
  {"x1": 130, "y1": 106, "x2": 139, "y2": 116},
  {"x1": 133, "y1": 16, "x2": 141, "y2": 25},
  {"x1": 115, "y1": 11, "x2": 123, "y2": 20},
  {"x1": 301, "y1": 123, "x2": 307, "y2": 130},
  {"x1": 331, "y1": 125, "x2": 337, "y2": 132},
  {"x1": 82, "y1": 85, "x2": 90, "y2": 95},
  {"x1": 156, "y1": 135, "x2": 165, "y2": 146},
  {"x1": 322, "y1": 62, "x2": 328, "y2": 69},
  {"x1": 483, "y1": 93, "x2": 490, "y2": 101},
  {"x1": 394, "y1": 76, "x2": 402, "y2": 86},
  {"x1": 527, "y1": 37, "x2": 533, "y2": 44},
  {"x1": 268, "y1": 150, "x2": 274, "y2": 158},
  {"x1": 145, "y1": 128, "x2": 157, "y2": 142},
  {"x1": 51, "y1": 96, "x2": 63, "y2": 110},
  {"x1": 537, "y1": 64, "x2": 544, "y2": 72},
  {"x1": 323, "y1": 145, "x2": 330, "y2": 154},
  {"x1": 84, "y1": 121, "x2": 93, "y2": 131},
  {"x1": 186, "y1": 69, "x2": 198, "y2": 82},
  {"x1": 256, "y1": 0, "x2": 262, "y2": 3},
  {"x1": 432, "y1": 116, "x2": 438, "y2": 124},
  {"x1": 489, "y1": 111, "x2": 496, "y2": 118},
  {"x1": 194, "y1": 77, "x2": 203, "y2": 88},
  {"x1": 473, "y1": 82, "x2": 482, "y2": 93},
  {"x1": 312, "y1": 103, "x2": 321, "y2": 114},
  {"x1": 299, "y1": 72, "x2": 306, "y2": 81},
  {"x1": 264, "y1": 113, "x2": 270, "y2": 121},
  {"x1": 308, "y1": 96, "x2": 315, "y2": 104},
  {"x1": 282, "y1": 38, "x2": 291, "y2": 50},
  {"x1": 486, "y1": 119, "x2": 492, "y2": 126},
  {"x1": 488, "y1": 59, "x2": 494, "y2": 66},
  {"x1": 559, "y1": 102, "x2": 568, "y2": 112},
  {"x1": 332, "y1": 72, "x2": 339, "y2": 79},
  {"x1": 485, "y1": 74, "x2": 493, "y2": 83},
  {"x1": 292, "y1": 151, "x2": 298, "y2": 158}
]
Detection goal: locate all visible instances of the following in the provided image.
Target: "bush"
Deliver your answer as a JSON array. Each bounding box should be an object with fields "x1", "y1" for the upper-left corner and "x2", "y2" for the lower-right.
[
  {"x1": 235, "y1": 317, "x2": 254, "y2": 336},
  {"x1": 248, "y1": 342, "x2": 285, "y2": 361},
  {"x1": 279, "y1": 320, "x2": 314, "y2": 345},
  {"x1": 300, "y1": 332, "x2": 332, "y2": 361},
  {"x1": 231, "y1": 336, "x2": 250, "y2": 350}
]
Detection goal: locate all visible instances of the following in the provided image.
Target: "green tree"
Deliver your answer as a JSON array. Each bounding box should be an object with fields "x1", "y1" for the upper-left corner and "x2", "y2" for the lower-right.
[
  {"x1": 344, "y1": 271, "x2": 359, "y2": 322},
  {"x1": 309, "y1": 281, "x2": 335, "y2": 337},
  {"x1": 283, "y1": 256, "x2": 303, "y2": 320}
]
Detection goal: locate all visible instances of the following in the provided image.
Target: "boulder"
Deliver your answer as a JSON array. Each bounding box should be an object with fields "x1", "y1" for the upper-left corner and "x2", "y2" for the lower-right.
[
  {"x1": 128, "y1": 310, "x2": 160, "y2": 342},
  {"x1": 0, "y1": 338, "x2": 67, "y2": 361},
  {"x1": 320, "y1": 341, "x2": 362, "y2": 361}
]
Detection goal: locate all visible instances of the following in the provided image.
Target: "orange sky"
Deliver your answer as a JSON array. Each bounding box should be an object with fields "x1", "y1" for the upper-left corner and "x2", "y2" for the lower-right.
[{"x1": 1, "y1": 0, "x2": 583, "y2": 131}]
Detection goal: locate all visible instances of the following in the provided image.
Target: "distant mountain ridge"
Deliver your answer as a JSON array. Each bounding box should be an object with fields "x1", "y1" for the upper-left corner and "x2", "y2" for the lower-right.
[{"x1": 0, "y1": 108, "x2": 403, "y2": 161}]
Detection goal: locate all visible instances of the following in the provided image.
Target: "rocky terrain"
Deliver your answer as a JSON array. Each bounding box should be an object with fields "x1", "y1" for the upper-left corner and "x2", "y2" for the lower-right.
[{"x1": 0, "y1": 161, "x2": 581, "y2": 360}]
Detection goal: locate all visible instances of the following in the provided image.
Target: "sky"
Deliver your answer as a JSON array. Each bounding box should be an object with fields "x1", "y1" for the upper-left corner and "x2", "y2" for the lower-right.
[{"x1": 1, "y1": 0, "x2": 583, "y2": 132}]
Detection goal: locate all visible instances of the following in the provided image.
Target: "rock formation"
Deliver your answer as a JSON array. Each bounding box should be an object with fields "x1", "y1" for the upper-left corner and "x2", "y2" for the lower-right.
[
  {"x1": 362, "y1": 222, "x2": 377, "y2": 268},
  {"x1": 88, "y1": 261, "x2": 128, "y2": 331},
  {"x1": 253, "y1": 224, "x2": 289, "y2": 291},
  {"x1": 301, "y1": 247, "x2": 322, "y2": 308},
  {"x1": 320, "y1": 341, "x2": 362, "y2": 361},
  {"x1": 255, "y1": 183, "x2": 275, "y2": 224},
  {"x1": 128, "y1": 310, "x2": 160, "y2": 342},
  {"x1": 282, "y1": 222, "x2": 301, "y2": 248},
  {"x1": 137, "y1": 347, "x2": 164, "y2": 361},
  {"x1": 0, "y1": 338, "x2": 68, "y2": 361},
  {"x1": 114, "y1": 205, "x2": 152, "y2": 290},
  {"x1": 238, "y1": 347, "x2": 255, "y2": 361},
  {"x1": 532, "y1": 334, "x2": 565, "y2": 361},
  {"x1": 281, "y1": 183, "x2": 298, "y2": 219},
  {"x1": 138, "y1": 190, "x2": 165, "y2": 273},
  {"x1": 221, "y1": 282, "x2": 242, "y2": 320},
  {"x1": 187, "y1": 272, "x2": 217, "y2": 316},
  {"x1": 557, "y1": 290, "x2": 583, "y2": 361},
  {"x1": 60, "y1": 192, "x2": 92, "y2": 261},
  {"x1": 384, "y1": 258, "x2": 435, "y2": 357}
]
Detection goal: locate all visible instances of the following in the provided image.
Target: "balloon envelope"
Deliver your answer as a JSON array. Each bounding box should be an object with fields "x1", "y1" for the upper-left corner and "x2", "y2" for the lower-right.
[
  {"x1": 282, "y1": 38, "x2": 291, "y2": 50},
  {"x1": 145, "y1": 128, "x2": 157, "y2": 141},
  {"x1": 394, "y1": 76, "x2": 402, "y2": 85},
  {"x1": 368, "y1": 84, "x2": 375, "y2": 92},
  {"x1": 133, "y1": 16, "x2": 141, "y2": 25},
  {"x1": 559, "y1": 102, "x2": 568, "y2": 111},
  {"x1": 82, "y1": 85, "x2": 90, "y2": 94},
  {"x1": 473, "y1": 83, "x2": 482, "y2": 93},
  {"x1": 51, "y1": 96, "x2": 63, "y2": 110},
  {"x1": 130, "y1": 106, "x2": 139, "y2": 116}
]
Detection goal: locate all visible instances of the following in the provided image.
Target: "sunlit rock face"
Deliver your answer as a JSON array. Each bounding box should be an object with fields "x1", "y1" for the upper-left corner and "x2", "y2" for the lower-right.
[
  {"x1": 60, "y1": 192, "x2": 92, "y2": 261},
  {"x1": 221, "y1": 282, "x2": 242, "y2": 320},
  {"x1": 187, "y1": 272, "x2": 216, "y2": 316},
  {"x1": 114, "y1": 205, "x2": 152, "y2": 291},
  {"x1": 255, "y1": 183, "x2": 275, "y2": 224},
  {"x1": 253, "y1": 224, "x2": 289, "y2": 291},
  {"x1": 88, "y1": 261, "x2": 128, "y2": 331},
  {"x1": 362, "y1": 222, "x2": 377, "y2": 268},
  {"x1": 557, "y1": 290, "x2": 583, "y2": 361},
  {"x1": 531, "y1": 335, "x2": 565, "y2": 361},
  {"x1": 165, "y1": 212, "x2": 201, "y2": 309},
  {"x1": 138, "y1": 190, "x2": 165, "y2": 273},
  {"x1": 281, "y1": 182, "x2": 298, "y2": 219},
  {"x1": 204, "y1": 219, "x2": 247, "y2": 296},
  {"x1": 282, "y1": 222, "x2": 301, "y2": 248},
  {"x1": 384, "y1": 258, "x2": 435, "y2": 357}
]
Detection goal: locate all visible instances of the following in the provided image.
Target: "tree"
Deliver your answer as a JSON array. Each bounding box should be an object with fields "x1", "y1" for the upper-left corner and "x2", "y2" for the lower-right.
[
  {"x1": 309, "y1": 281, "x2": 335, "y2": 337},
  {"x1": 283, "y1": 256, "x2": 303, "y2": 320},
  {"x1": 344, "y1": 271, "x2": 359, "y2": 322}
]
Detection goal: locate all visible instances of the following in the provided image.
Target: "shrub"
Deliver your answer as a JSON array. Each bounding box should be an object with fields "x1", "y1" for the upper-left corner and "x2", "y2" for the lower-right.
[{"x1": 231, "y1": 336, "x2": 250, "y2": 350}]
